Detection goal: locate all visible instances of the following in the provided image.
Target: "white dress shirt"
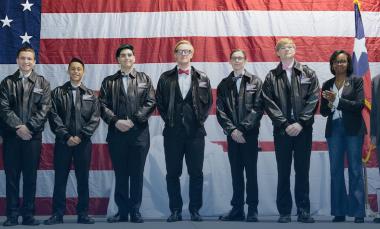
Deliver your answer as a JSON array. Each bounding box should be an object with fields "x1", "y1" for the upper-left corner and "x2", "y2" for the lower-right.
[
  {"x1": 331, "y1": 82, "x2": 343, "y2": 120},
  {"x1": 178, "y1": 67, "x2": 191, "y2": 98},
  {"x1": 234, "y1": 70, "x2": 245, "y2": 94}
]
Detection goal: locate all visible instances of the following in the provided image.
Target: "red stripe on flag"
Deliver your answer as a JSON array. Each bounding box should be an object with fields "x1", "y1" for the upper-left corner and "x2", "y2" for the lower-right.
[
  {"x1": 39, "y1": 36, "x2": 377, "y2": 64},
  {"x1": 0, "y1": 198, "x2": 109, "y2": 215},
  {"x1": 41, "y1": 0, "x2": 380, "y2": 13},
  {"x1": 212, "y1": 141, "x2": 329, "y2": 152}
]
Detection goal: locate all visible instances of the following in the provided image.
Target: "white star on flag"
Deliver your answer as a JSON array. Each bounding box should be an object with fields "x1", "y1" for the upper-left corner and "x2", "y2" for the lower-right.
[
  {"x1": 353, "y1": 37, "x2": 367, "y2": 61},
  {"x1": 20, "y1": 32, "x2": 32, "y2": 44},
  {"x1": 1, "y1": 15, "x2": 13, "y2": 28},
  {"x1": 21, "y1": 0, "x2": 34, "y2": 12}
]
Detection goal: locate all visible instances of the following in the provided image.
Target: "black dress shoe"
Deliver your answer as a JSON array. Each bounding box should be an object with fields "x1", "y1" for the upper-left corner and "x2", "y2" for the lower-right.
[
  {"x1": 374, "y1": 217, "x2": 380, "y2": 223},
  {"x1": 107, "y1": 213, "x2": 128, "y2": 223},
  {"x1": 130, "y1": 211, "x2": 144, "y2": 223},
  {"x1": 219, "y1": 208, "x2": 245, "y2": 221},
  {"x1": 44, "y1": 215, "x2": 63, "y2": 225},
  {"x1": 3, "y1": 217, "x2": 18, "y2": 227},
  {"x1": 167, "y1": 211, "x2": 182, "y2": 222},
  {"x1": 297, "y1": 212, "x2": 315, "y2": 223},
  {"x1": 278, "y1": 214, "x2": 291, "y2": 223},
  {"x1": 354, "y1": 217, "x2": 364, "y2": 223},
  {"x1": 246, "y1": 211, "x2": 258, "y2": 222},
  {"x1": 77, "y1": 215, "x2": 95, "y2": 224},
  {"x1": 22, "y1": 216, "x2": 40, "y2": 226},
  {"x1": 332, "y1": 216, "x2": 345, "y2": 222},
  {"x1": 190, "y1": 211, "x2": 203, "y2": 222}
]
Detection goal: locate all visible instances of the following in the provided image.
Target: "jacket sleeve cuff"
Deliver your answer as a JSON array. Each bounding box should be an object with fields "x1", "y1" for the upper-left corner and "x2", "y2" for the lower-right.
[
  {"x1": 63, "y1": 133, "x2": 71, "y2": 141},
  {"x1": 25, "y1": 123, "x2": 34, "y2": 133},
  {"x1": 110, "y1": 116, "x2": 119, "y2": 127}
]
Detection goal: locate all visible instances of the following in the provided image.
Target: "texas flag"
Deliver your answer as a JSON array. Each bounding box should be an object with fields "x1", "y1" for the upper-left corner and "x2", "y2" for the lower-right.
[{"x1": 352, "y1": 0, "x2": 375, "y2": 164}]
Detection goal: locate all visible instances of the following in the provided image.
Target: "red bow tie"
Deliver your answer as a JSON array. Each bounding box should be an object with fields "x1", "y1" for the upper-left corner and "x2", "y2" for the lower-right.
[{"x1": 178, "y1": 69, "x2": 190, "y2": 75}]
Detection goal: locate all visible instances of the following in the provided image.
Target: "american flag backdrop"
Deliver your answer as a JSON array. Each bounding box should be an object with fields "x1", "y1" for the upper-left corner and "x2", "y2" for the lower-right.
[{"x1": 0, "y1": 0, "x2": 380, "y2": 216}]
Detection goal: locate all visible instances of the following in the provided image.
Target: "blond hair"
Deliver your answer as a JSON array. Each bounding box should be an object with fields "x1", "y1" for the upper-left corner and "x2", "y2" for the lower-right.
[
  {"x1": 174, "y1": 40, "x2": 194, "y2": 53},
  {"x1": 275, "y1": 38, "x2": 296, "y2": 51}
]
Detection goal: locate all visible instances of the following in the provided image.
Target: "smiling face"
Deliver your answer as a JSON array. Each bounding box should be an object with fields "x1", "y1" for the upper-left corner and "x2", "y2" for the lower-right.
[
  {"x1": 276, "y1": 42, "x2": 296, "y2": 61},
  {"x1": 332, "y1": 53, "x2": 349, "y2": 76},
  {"x1": 69, "y1": 61, "x2": 84, "y2": 85},
  {"x1": 174, "y1": 43, "x2": 194, "y2": 66},
  {"x1": 117, "y1": 48, "x2": 135, "y2": 71},
  {"x1": 16, "y1": 50, "x2": 36, "y2": 74},
  {"x1": 229, "y1": 50, "x2": 247, "y2": 72}
]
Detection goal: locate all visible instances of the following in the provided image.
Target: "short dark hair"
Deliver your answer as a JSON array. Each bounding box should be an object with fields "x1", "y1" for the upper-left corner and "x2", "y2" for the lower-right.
[
  {"x1": 68, "y1": 57, "x2": 85, "y2": 69},
  {"x1": 230, "y1": 49, "x2": 247, "y2": 59},
  {"x1": 329, "y1": 50, "x2": 353, "y2": 76},
  {"x1": 115, "y1": 44, "x2": 134, "y2": 59},
  {"x1": 16, "y1": 46, "x2": 36, "y2": 59}
]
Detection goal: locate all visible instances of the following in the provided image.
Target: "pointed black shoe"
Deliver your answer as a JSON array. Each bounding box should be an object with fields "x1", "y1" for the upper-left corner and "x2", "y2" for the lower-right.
[
  {"x1": 2, "y1": 217, "x2": 18, "y2": 227},
  {"x1": 167, "y1": 211, "x2": 182, "y2": 222},
  {"x1": 21, "y1": 216, "x2": 40, "y2": 226},
  {"x1": 130, "y1": 211, "x2": 144, "y2": 223},
  {"x1": 107, "y1": 213, "x2": 128, "y2": 223},
  {"x1": 77, "y1": 215, "x2": 95, "y2": 224},
  {"x1": 297, "y1": 211, "x2": 315, "y2": 223},
  {"x1": 190, "y1": 211, "x2": 202, "y2": 222},
  {"x1": 374, "y1": 217, "x2": 380, "y2": 223},
  {"x1": 354, "y1": 217, "x2": 364, "y2": 223},
  {"x1": 219, "y1": 208, "x2": 245, "y2": 221},
  {"x1": 44, "y1": 215, "x2": 63, "y2": 225},
  {"x1": 246, "y1": 210, "x2": 258, "y2": 222},
  {"x1": 332, "y1": 216, "x2": 345, "y2": 222},
  {"x1": 278, "y1": 214, "x2": 291, "y2": 223}
]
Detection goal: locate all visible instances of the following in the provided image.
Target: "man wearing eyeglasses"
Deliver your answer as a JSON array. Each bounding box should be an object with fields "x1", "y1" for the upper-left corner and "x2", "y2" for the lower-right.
[
  {"x1": 262, "y1": 38, "x2": 320, "y2": 223},
  {"x1": 99, "y1": 44, "x2": 156, "y2": 223},
  {"x1": 156, "y1": 40, "x2": 213, "y2": 222},
  {"x1": 216, "y1": 49, "x2": 263, "y2": 222}
]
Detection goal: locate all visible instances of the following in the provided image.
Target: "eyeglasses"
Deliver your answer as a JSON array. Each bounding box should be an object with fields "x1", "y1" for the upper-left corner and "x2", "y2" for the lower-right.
[
  {"x1": 333, "y1": 60, "x2": 348, "y2": 65},
  {"x1": 231, "y1": 56, "x2": 245, "y2": 62},
  {"x1": 176, "y1": 49, "x2": 192, "y2": 56},
  {"x1": 279, "y1": 45, "x2": 295, "y2": 50},
  {"x1": 119, "y1": 53, "x2": 134, "y2": 58}
]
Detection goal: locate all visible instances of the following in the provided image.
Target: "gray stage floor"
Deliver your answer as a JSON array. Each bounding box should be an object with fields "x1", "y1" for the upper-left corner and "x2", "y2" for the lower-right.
[{"x1": 1, "y1": 216, "x2": 379, "y2": 229}]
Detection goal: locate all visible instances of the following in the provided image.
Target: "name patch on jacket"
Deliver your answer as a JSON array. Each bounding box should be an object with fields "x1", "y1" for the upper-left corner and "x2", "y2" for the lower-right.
[
  {"x1": 33, "y1": 87, "x2": 44, "y2": 94},
  {"x1": 83, "y1": 94, "x2": 93, "y2": 100},
  {"x1": 300, "y1": 74, "x2": 312, "y2": 84},
  {"x1": 246, "y1": 83, "x2": 257, "y2": 91},
  {"x1": 138, "y1": 83, "x2": 148, "y2": 88},
  {"x1": 199, "y1": 82, "x2": 208, "y2": 88}
]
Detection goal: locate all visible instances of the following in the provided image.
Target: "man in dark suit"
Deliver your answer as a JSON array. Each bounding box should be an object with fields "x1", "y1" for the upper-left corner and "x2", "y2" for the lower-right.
[
  {"x1": 44, "y1": 58, "x2": 100, "y2": 225},
  {"x1": 99, "y1": 44, "x2": 156, "y2": 223},
  {"x1": 156, "y1": 40, "x2": 213, "y2": 222},
  {"x1": 262, "y1": 38, "x2": 319, "y2": 223},
  {"x1": 216, "y1": 49, "x2": 263, "y2": 222},
  {"x1": 371, "y1": 74, "x2": 380, "y2": 223},
  {"x1": 0, "y1": 46, "x2": 51, "y2": 226}
]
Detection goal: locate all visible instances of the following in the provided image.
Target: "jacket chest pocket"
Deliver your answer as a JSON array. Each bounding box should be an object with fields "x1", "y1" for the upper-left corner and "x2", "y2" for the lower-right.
[
  {"x1": 81, "y1": 96, "x2": 94, "y2": 118},
  {"x1": 137, "y1": 83, "x2": 148, "y2": 97},
  {"x1": 245, "y1": 89, "x2": 257, "y2": 110},
  {"x1": 198, "y1": 88, "x2": 209, "y2": 105},
  {"x1": 32, "y1": 92, "x2": 43, "y2": 104}
]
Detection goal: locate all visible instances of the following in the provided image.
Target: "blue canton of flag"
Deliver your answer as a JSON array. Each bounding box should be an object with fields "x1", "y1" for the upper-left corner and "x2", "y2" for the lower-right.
[{"x1": 0, "y1": 0, "x2": 41, "y2": 64}]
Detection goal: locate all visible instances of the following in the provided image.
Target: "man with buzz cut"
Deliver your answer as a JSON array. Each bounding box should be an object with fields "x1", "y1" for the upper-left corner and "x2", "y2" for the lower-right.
[
  {"x1": 44, "y1": 58, "x2": 100, "y2": 225},
  {"x1": 0, "y1": 46, "x2": 51, "y2": 226}
]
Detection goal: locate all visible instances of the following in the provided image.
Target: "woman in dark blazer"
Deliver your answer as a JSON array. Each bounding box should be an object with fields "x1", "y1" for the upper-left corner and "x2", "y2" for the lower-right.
[{"x1": 321, "y1": 50, "x2": 366, "y2": 223}]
